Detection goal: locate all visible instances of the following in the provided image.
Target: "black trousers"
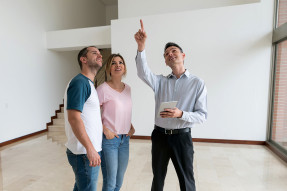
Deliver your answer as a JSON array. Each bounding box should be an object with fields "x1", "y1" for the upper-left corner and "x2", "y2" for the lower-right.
[{"x1": 151, "y1": 128, "x2": 195, "y2": 191}]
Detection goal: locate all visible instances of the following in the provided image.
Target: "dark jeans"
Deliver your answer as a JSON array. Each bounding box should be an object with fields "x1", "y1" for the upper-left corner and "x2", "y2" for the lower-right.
[
  {"x1": 151, "y1": 129, "x2": 195, "y2": 191},
  {"x1": 66, "y1": 149, "x2": 101, "y2": 191}
]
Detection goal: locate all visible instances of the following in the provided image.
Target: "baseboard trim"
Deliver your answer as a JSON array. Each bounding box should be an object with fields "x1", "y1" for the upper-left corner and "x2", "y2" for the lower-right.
[
  {"x1": 0, "y1": 129, "x2": 47, "y2": 147},
  {"x1": 192, "y1": 138, "x2": 265, "y2": 145},
  {"x1": 131, "y1": 136, "x2": 265, "y2": 145}
]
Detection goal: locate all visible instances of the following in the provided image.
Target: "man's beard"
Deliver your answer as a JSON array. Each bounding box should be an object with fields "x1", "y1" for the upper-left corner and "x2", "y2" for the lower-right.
[
  {"x1": 88, "y1": 62, "x2": 102, "y2": 73},
  {"x1": 91, "y1": 64, "x2": 101, "y2": 71}
]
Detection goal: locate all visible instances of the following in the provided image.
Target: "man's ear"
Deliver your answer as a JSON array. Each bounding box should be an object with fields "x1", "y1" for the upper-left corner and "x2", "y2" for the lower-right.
[
  {"x1": 182, "y1": 53, "x2": 186, "y2": 59},
  {"x1": 80, "y1": 57, "x2": 87, "y2": 64}
]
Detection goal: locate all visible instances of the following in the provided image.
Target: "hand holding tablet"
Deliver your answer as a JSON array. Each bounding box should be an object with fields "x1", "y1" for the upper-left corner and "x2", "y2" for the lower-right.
[{"x1": 157, "y1": 101, "x2": 178, "y2": 118}]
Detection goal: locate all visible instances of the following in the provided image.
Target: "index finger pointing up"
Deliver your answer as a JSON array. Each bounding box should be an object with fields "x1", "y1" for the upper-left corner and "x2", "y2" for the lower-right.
[{"x1": 140, "y1": 19, "x2": 144, "y2": 32}]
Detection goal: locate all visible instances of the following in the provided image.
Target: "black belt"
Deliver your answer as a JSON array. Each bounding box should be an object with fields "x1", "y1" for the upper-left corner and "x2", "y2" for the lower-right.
[{"x1": 154, "y1": 125, "x2": 190, "y2": 135}]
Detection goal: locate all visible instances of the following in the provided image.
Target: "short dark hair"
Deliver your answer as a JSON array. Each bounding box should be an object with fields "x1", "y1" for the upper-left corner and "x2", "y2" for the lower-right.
[
  {"x1": 77, "y1": 46, "x2": 97, "y2": 69},
  {"x1": 164, "y1": 42, "x2": 183, "y2": 54}
]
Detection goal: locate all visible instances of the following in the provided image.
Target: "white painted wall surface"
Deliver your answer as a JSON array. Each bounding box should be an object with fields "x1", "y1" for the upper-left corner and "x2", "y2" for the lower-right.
[
  {"x1": 112, "y1": 0, "x2": 274, "y2": 140},
  {"x1": 118, "y1": 0, "x2": 260, "y2": 19},
  {"x1": 0, "y1": 0, "x2": 106, "y2": 143}
]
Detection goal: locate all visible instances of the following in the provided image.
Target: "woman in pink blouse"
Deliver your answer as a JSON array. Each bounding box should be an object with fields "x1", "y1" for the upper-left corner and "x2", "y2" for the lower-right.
[{"x1": 97, "y1": 54, "x2": 135, "y2": 191}]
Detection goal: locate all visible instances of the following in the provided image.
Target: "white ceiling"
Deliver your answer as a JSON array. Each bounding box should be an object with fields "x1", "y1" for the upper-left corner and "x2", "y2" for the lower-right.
[{"x1": 99, "y1": 0, "x2": 117, "y2": 6}]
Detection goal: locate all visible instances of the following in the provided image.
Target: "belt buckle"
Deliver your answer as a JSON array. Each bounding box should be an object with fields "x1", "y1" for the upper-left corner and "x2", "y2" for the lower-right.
[{"x1": 165, "y1": 129, "x2": 173, "y2": 135}]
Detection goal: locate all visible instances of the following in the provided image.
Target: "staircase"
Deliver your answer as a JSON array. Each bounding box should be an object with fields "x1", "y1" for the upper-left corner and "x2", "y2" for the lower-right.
[
  {"x1": 47, "y1": 105, "x2": 67, "y2": 144},
  {"x1": 48, "y1": 106, "x2": 65, "y2": 132}
]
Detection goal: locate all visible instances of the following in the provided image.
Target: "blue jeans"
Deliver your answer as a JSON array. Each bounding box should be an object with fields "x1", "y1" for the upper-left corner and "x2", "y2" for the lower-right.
[
  {"x1": 101, "y1": 134, "x2": 130, "y2": 191},
  {"x1": 66, "y1": 149, "x2": 101, "y2": 191}
]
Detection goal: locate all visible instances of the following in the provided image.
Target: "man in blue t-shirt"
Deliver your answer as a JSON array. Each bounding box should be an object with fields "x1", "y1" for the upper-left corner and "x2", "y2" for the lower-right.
[{"x1": 64, "y1": 46, "x2": 103, "y2": 191}]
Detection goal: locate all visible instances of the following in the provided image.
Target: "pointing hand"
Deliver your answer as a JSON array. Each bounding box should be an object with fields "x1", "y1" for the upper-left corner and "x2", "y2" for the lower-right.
[{"x1": 134, "y1": 19, "x2": 147, "y2": 52}]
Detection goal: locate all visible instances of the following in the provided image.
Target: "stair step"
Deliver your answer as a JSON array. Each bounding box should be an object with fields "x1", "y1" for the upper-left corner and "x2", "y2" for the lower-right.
[
  {"x1": 57, "y1": 113, "x2": 64, "y2": 119},
  {"x1": 47, "y1": 131, "x2": 65, "y2": 136},
  {"x1": 51, "y1": 135, "x2": 67, "y2": 142},
  {"x1": 53, "y1": 118, "x2": 65, "y2": 125},
  {"x1": 48, "y1": 125, "x2": 65, "y2": 132}
]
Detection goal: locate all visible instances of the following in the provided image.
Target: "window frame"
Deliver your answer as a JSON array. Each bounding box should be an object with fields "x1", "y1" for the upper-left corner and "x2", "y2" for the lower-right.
[{"x1": 266, "y1": 0, "x2": 287, "y2": 162}]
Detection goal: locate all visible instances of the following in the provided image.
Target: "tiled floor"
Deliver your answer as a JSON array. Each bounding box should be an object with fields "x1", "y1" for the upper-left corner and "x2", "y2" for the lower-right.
[{"x1": 0, "y1": 132, "x2": 287, "y2": 191}]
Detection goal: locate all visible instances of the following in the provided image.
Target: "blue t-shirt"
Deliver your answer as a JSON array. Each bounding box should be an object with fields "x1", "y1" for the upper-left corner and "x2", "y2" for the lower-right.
[{"x1": 66, "y1": 73, "x2": 92, "y2": 112}]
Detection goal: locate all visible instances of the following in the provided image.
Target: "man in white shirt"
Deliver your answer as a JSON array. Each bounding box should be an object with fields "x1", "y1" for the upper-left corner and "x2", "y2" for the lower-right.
[{"x1": 64, "y1": 46, "x2": 103, "y2": 191}]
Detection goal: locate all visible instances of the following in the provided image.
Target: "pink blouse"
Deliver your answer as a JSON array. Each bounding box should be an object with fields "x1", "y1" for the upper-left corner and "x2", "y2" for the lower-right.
[{"x1": 96, "y1": 82, "x2": 132, "y2": 134}]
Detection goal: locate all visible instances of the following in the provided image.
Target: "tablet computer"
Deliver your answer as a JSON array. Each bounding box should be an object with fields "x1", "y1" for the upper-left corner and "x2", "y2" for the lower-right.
[{"x1": 157, "y1": 101, "x2": 178, "y2": 118}]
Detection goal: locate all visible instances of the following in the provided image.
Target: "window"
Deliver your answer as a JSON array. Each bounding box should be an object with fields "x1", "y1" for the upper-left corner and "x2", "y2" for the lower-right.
[
  {"x1": 277, "y1": 0, "x2": 287, "y2": 27},
  {"x1": 267, "y1": 0, "x2": 287, "y2": 161},
  {"x1": 270, "y1": 41, "x2": 287, "y2": 151}
]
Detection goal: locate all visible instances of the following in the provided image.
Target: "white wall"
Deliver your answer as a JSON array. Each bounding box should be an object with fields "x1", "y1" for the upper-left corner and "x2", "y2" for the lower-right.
[
  {"x1": 0, "y1": 0, "x2": 106, "y2": 143},
  {"x1": 118, "y1": 0, "x2": 260, "y2": 19},
  {"x1": 112, "y1": 0, "x2": 274, "y2": 140}
]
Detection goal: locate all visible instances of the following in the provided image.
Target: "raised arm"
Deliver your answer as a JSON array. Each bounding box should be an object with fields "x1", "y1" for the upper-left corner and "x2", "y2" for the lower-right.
[
  {"x1": 134, "y1": 20, "x2": 159, "y2": 91},
  {"x1": 134, "y1": 19, "x2": 147, "y2": 52}
]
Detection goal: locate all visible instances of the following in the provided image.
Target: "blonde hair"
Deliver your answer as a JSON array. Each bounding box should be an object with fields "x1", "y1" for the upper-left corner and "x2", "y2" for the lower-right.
[{"x1": 105, "y1": 54, "x2": 127, "y2": 80}]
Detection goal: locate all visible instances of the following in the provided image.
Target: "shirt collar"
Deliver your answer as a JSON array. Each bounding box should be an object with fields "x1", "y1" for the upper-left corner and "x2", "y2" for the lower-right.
[{"x1": 167, "y1": 69, "x2": 191, "y2": 79}]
